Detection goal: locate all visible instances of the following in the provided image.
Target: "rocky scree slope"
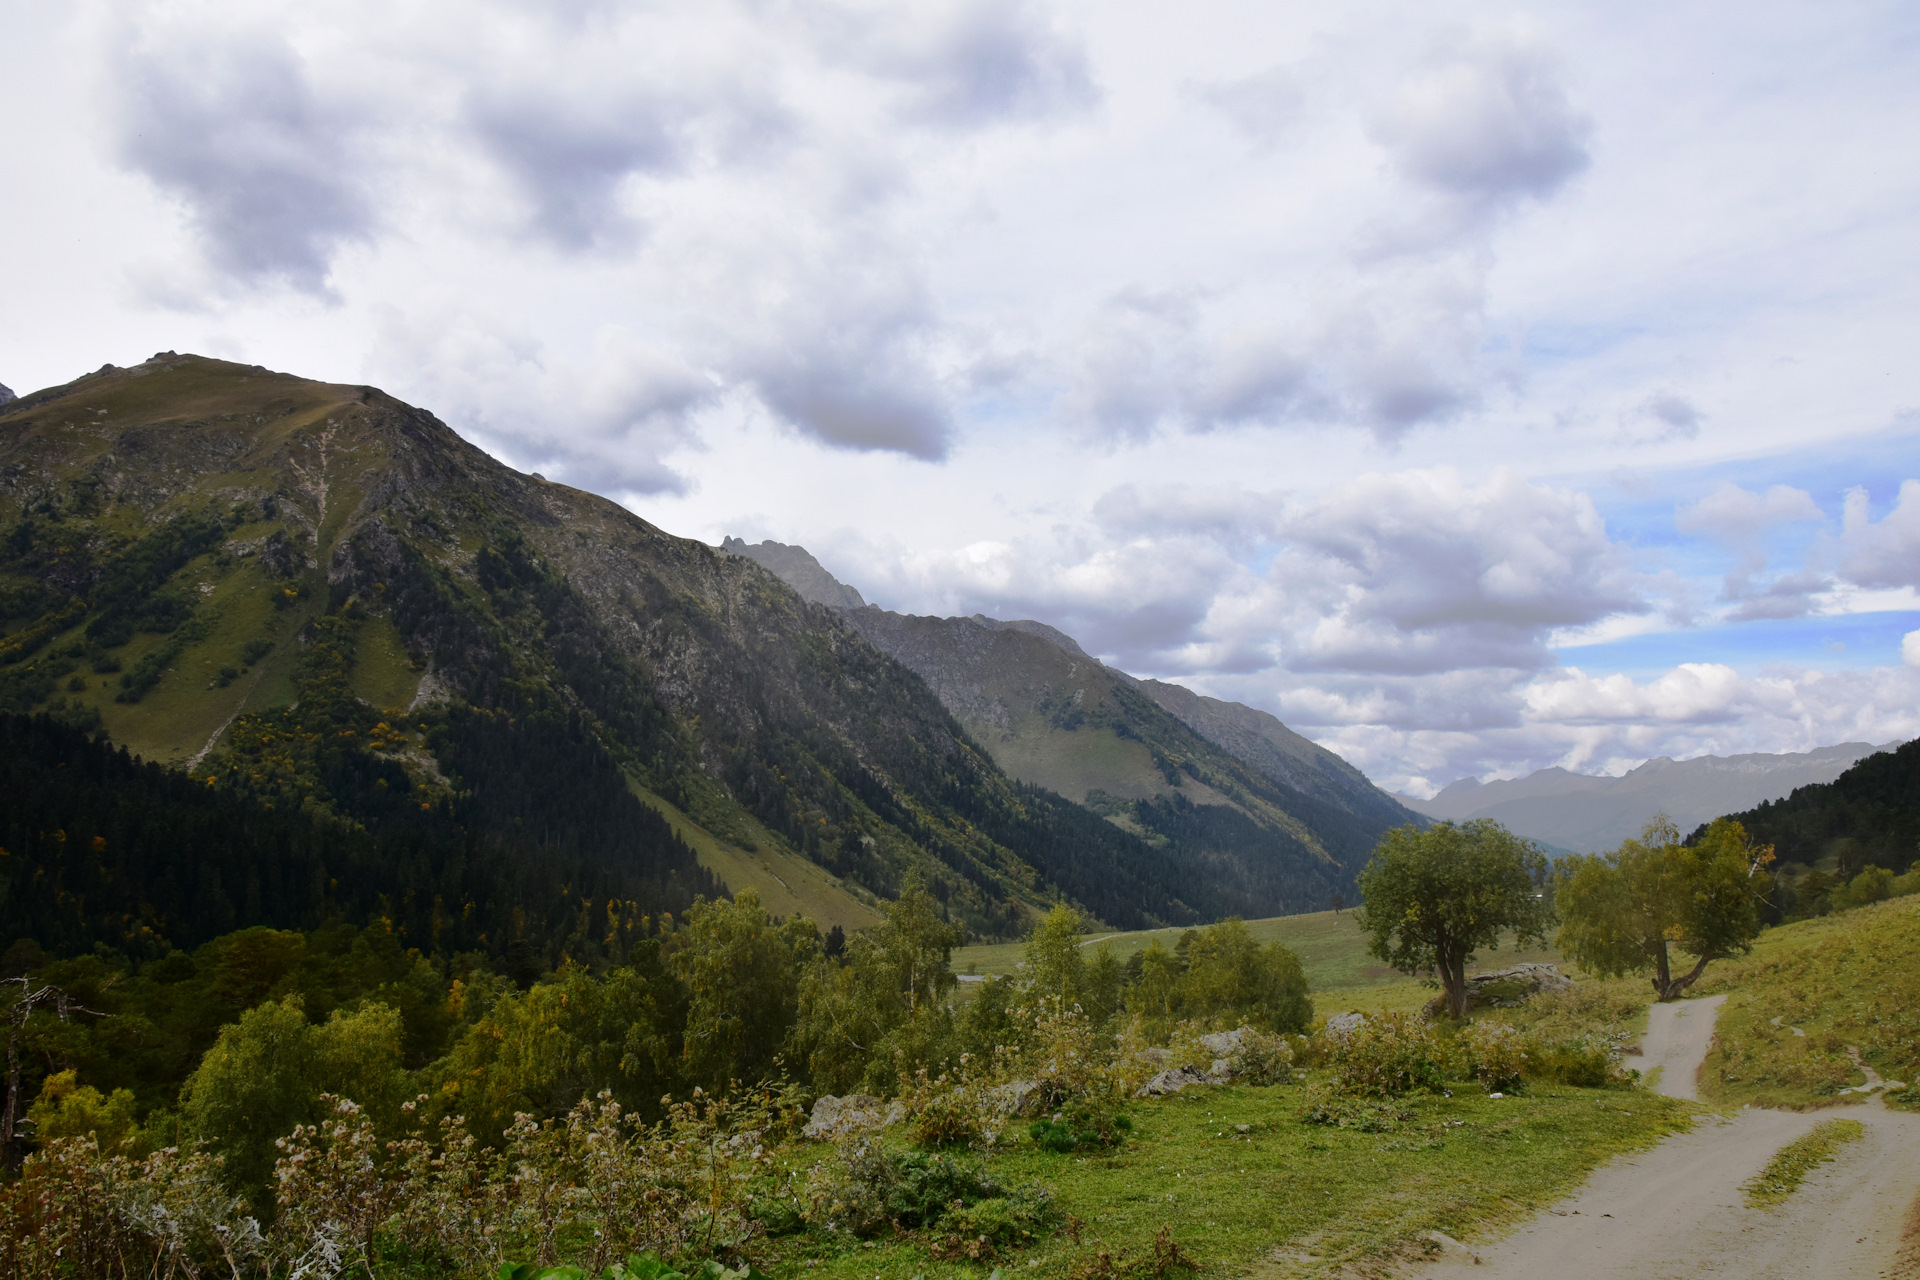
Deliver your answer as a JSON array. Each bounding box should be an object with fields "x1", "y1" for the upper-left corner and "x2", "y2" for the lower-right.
[
  {"x1": 725, "y1": 539, "x2": 1422, "y2": 915},
  {"x1": 0, "y1": 354, "x2": 1209, "y2": 940}
]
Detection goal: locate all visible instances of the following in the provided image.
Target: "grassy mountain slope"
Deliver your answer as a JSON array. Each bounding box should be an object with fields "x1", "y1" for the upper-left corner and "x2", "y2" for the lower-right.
[
  {"x1": 719, "y1": 539, "x2": 1421, "y2": 916},
  {"x1": 0, "y1": 353, "x2": 1214, "y2": 940},
  {"x1": 836, "y1": 606, "x2": 1408, "y2": 915}
]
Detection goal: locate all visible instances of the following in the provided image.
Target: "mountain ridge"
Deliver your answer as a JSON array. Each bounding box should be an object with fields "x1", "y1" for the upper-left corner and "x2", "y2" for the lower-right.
[
  {"x1": 0, "y1": 353, "x2": 1248, "y2": 942},
  {"x1": 725, "y1": 537, "x2": 1423, "y2": 914},
  {"x1": 1398, "y1": 741, "x2": 1901, "y2": 853}
]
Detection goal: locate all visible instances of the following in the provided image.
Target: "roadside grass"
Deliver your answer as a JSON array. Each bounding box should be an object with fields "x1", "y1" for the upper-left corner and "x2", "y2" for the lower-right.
[
  {"x1": 1695, "y1": 894, "x2": 1920, "y2": 1111},
  {"x1": 1741, "y1": 1118, "x2": 1865, "y2": 1208},
  {"x1": 953, "y1": 911, "x2": 1568, "y2": 1000},
  {"x1": 759, "y1": 1079, "x2": 1687, "y2": 1280}
]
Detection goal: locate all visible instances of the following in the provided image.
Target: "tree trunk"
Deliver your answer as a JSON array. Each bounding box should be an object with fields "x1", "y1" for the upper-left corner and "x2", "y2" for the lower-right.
[
  {"x1": 1442, "y1": 949, "x2": 1470, "y2": 1019},
  {"x1": 2, "y1": 1023, "x2": 18, "y2": 1171},
  {"x1": 1660, "y1": 954, "x2": 1715, "y2": 1001},
  {"x1": 1651, "y1": 940, "x2": 1674, "y2": 1001}
]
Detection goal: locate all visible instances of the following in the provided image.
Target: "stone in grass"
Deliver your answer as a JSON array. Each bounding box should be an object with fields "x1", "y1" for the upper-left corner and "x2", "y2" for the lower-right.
[{"x1": 803, "y1": 1094, "x2": 906, "y2": 1140}]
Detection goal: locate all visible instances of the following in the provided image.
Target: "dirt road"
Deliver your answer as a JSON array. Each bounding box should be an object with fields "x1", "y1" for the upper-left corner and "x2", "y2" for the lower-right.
[
  {"x1": 1626, "y1": 993, "x2": 1726, "y2": 1100},
  {"x1": 1407, "y1": 995, "x2": 1920, "y2": 1279}
]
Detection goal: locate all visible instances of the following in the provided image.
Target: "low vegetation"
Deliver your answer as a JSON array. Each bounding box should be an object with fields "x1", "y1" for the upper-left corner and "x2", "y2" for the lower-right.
[
  {"x1": 1696, "y1": 892, "x2": 1920, "y2": 1111},
  {"x1": 2, "y1": 866, "x2": 1687, "y2": 1279},
  {"x1": 1741, "y1": 1118, "x2": 1865, "y2": 1207}
]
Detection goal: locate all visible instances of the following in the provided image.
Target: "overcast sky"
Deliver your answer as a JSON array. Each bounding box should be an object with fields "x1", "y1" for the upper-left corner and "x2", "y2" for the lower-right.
[{"x1": 4, "y1": 0, "x2": 1919, "y2": 795}]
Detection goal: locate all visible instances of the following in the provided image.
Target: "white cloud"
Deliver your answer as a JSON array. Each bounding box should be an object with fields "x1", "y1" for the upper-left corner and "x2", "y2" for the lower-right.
[
  {"x1": 1371, "y1": 30, "x2": 1591, "y2": 208},
  {"x1": 1904, "y1": 630, "x2": 1920, "y2": 668},
  {"x1": 109, "y1": 15, "x2": 375, "y2": 294},
  {"x1": 1840, "y1": 480, "x2": 1920, "y2": 590},
  {"x1": 1267, "y1": 467, "x2": 1641, "y2": 673}
]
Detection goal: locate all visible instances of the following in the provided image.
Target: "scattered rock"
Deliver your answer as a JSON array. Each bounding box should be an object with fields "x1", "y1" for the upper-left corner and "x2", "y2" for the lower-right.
[
  {"x1": 1465, "y1": 963, "x2": 1574, "y2": 1008},
  {"x1": 803, "y1": 1094, "x2": 904, "y2": 1140},
  {"x1": 1134, "y1": 1067, "x2": 1214, "y2": 1098},
  {"x1": 1417, "y1": 1230, "x2": 1481, "y2": 1265},
  {"x1": 1196, "y1": 1028, "x2": 1250, "y2": 1056},
  {"x1": 1325, "y1": 1012, "x2": 1367, "y2": 1039},
  {"x1": 990, "y1": 1079, "x2": 1048, "y2": 1117}
]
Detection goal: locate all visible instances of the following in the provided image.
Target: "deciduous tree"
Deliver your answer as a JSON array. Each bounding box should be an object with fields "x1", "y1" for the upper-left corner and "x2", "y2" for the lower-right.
[
  {"x1": 1556, "y1": 816, "x2": 1772, "y2": 1000},
  {"x1": 1355, "y1": 820, "x2": 1553, "y2": 1019}
]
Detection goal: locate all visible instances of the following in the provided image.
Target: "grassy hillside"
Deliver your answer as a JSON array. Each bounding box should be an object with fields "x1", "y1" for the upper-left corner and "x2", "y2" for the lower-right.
[
  {"x1": 839, "y1": 607, "x2": 1424, "y2": 918},
  {"x1": 628, "y1": 782, "x2": 883, "y2": 933},
  {"x1": 1696, "y1": 893, "x2": 1920, "y2": 1110}
]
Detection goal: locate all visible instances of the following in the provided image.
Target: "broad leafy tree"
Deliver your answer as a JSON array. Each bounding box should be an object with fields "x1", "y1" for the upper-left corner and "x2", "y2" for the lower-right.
[
  {"x1": 791, "y1": 877, "x2": 962, "y2": 1093},
  {"x1": 1174, "y1": 918, "x2": 1312, "y2": 1033},
  {"x1": 1355, "y1": 820, "x2": 1553, "y2": 1019},
  {"x1": 1556, "y1": 816, "x2": 1772, "y2": 1001},
  {"x1": 673, "y1": 889, "x2": 818, "y2": 1089}
]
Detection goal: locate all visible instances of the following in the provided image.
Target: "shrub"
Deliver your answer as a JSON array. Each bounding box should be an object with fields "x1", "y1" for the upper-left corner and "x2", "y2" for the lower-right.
[
  {"x1": 1459, "y1": 1021, "x2": 1528, "y2": 1093},
  {"x1": 806, "y1": 1144, "x2": 1001, "y2": 1238},
  {"x1": 944, "y1": 1186, "x2": 1060, "y2": 1247},
  {"x1": 1527, "y1": 1037, "x2": 1622, "y2": 1088},
  {"x1": 1164, "y1": 1023, "x2": 1294, "y2": 1085},
  {"x1": 1326, "y1": 1013, "x2": 1443, "y2": 1098},
  {"x1": 897, "y1": 1063, "x2": 1005, "y2": 1151},
  {"x1": 1028, "y1": 1107, "x2": 1132, "y2": 1153},
  {"x1": 1295, "y1": 1085, "x2": 1413, "y2": 1133}
]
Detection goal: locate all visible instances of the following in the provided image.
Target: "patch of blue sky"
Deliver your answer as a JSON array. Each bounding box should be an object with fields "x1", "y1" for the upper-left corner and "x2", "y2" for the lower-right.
[
  {"x1": 1579, "y1": 418, "x2": 1920, "y2": 550},
  {"x1": 1554, "y1": 610, "x2": 1920, "y2": 677}
]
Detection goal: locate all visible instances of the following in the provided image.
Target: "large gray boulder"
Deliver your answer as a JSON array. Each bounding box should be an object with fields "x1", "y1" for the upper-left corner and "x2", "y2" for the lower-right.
[
  {"x1": 1465, "y1": 963, "x2": 1574, "y2": 1008},
  {"x1": 1134, "y1": 1066, "x2": 1218, "y2": 1098}
]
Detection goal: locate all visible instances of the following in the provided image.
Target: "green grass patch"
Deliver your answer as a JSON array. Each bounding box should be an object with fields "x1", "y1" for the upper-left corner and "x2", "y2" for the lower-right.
[
  {"x1": 1696, "y1": 894, "x2": 1920, "y2": 1110},
  {"x1": 1741, "y1": 1118, "x2": 1865, "y2": 1207},
  {"x1": 954, "y1": 911, "x2": 1568, "y2": 1003},
  {"x1": 760, "y1": 1081, "x2": 1687, "y2": 1279},
  {"x1": 349, "y1": 613, "x2": 424, "y2": 711},
  {"x1": 628, "y1": 782, "x2": 883, "y2": 934}
]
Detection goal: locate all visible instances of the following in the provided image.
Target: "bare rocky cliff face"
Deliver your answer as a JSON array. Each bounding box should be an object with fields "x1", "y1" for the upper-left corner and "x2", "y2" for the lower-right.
[{"x1": 1, "y1": 354, "x2": 1226, "y2": 936}]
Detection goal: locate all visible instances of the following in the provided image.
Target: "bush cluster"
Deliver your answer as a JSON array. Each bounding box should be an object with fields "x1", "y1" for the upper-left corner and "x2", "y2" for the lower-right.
[
  {"x1": 0, "y1": 1087, "x2": 795, "y2": 1280},
  {"x1": 1323, "y1": 1013, "x2": 1445, "y2": 1098}
]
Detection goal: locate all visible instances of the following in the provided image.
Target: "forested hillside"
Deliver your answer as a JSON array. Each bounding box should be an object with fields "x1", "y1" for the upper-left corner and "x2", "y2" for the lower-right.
[
  {"x1": 0, "y1": 711, "x2": 709, "y2": 968},
  {"x1": 1704, "y1": 737, "x2": 1920, "y2": 920}
]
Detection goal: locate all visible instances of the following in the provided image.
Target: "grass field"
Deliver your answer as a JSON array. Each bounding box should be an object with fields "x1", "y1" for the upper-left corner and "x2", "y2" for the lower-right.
[
  {"x1": 953, "y1": 909, "x2": 1569, "y2": 1007},
  {"x1": 1696, "y1": 893, "x2": 1920, "y2": 1111},
  {"x1": 762, "y1": 1079, "x2": 1686, "y2": 1279}
]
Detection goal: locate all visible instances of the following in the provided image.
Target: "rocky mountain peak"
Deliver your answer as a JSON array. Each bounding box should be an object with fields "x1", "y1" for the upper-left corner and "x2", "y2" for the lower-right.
[{"x1": 720, "y1": 536, "x2": 866, "y2": 608}]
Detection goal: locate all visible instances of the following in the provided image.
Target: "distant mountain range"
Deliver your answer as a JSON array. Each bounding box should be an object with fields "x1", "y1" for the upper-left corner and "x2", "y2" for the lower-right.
[
  {"x1": 723, "y1": 539, "x2": 1422, "y2": 914},
  {"x1": 1396, "y1": 742, "x2": 1900, "y2": 854}
]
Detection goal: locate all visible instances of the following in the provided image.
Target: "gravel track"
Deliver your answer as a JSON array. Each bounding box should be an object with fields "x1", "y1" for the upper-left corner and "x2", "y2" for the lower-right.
[{"x1": 1406, "y1": 995, "x2": 1920, "y2": 1279}]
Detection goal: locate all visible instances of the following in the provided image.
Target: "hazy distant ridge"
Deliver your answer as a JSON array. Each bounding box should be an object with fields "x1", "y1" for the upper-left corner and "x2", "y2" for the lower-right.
[{"x1": 1397, "y1": 742, "x2": 1899, "y2": 853}]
